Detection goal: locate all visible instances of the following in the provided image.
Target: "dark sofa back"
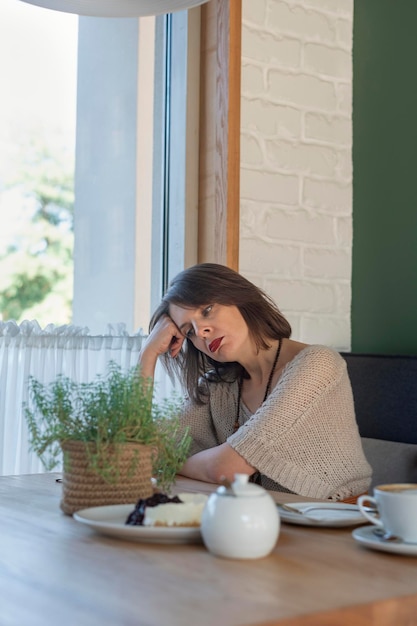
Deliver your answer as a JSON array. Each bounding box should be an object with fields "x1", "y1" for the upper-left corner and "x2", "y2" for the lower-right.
[
  {"x1": 340, "y1": 352, "x2": 417, "y2": 444},
  {"x1": 340, "y1": 352, "x2": 417, "y2": 488}
]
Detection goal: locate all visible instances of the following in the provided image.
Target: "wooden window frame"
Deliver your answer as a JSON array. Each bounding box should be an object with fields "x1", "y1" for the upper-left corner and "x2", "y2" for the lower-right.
[{"x1": 198, "y1": 0, "x2": 241, "y2": 270}]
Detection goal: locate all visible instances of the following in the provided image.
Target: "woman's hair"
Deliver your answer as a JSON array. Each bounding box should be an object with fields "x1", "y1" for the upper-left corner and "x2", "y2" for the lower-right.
[{"x1": 149, "y1": 263, "x2": 291, "y2": 403}]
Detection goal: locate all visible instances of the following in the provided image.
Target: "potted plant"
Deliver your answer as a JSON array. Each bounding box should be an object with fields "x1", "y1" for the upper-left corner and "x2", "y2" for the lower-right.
[{"x1": 24, "y1": 361, "x2": 191, "y2": 515}]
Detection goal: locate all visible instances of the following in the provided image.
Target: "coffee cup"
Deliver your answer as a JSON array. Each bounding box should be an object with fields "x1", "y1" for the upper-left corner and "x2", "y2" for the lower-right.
[{"x1": 358, "y1": 484, "x2": 417, "y2": 543}]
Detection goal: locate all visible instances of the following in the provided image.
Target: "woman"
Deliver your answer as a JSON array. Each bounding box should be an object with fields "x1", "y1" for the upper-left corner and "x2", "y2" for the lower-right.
[{"x1": 139, "y1": 263, "x2": 372, "y2": 501}]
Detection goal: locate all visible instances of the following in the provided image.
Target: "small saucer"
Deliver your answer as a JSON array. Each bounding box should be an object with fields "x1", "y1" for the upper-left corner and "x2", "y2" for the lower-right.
[
  {"x1": 352, "y1": 525, "x2": 417, "y2": 556},
  {"x1": 277, "y1": 502, "x2": 366, "y2": 528}
]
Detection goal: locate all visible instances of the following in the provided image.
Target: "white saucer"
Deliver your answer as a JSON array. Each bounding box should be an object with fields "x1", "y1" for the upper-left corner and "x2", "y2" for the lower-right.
[
  {"x1": 74, "y1": 504, "x2": 202, "y2": 544},
  {"x1": 352, "y1": 525, "x2": 417, "y2": 556},
  {"x1": 277, "y1": 502, "x2": 367, "y2": 528}
]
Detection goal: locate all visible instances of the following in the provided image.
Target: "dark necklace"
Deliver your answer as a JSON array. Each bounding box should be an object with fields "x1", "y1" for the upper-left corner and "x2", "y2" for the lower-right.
[{"x1": 233, "y1": 338, "x2": 282, "y2": 433}]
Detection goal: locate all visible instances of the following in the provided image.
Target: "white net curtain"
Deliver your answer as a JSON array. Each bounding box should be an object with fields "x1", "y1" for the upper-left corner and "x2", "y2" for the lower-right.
[{"x1": 0, "y1": 320, "x2": 175, "y2": 475}]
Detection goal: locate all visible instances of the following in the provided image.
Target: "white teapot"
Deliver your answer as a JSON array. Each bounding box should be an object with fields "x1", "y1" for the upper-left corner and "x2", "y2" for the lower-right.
[{"x1": 201, "y1": 473, "x2": 280, "y2": 559}]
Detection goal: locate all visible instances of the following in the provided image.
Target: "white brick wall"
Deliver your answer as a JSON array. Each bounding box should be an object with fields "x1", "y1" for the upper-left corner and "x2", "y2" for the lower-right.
[{"x1": 239, "y1": 0, "x2": 353, "y2": 351}]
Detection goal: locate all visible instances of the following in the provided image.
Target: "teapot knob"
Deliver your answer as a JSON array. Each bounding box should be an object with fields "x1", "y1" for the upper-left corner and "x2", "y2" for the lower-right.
[{"x1": 233, "y1": 473, "x2": 249, "y2": 486}]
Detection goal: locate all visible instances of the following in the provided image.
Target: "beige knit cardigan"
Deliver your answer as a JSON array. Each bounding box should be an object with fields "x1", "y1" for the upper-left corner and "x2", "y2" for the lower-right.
[{"x1": 179, "y1": 345, "x2": 372, "y2": 501}]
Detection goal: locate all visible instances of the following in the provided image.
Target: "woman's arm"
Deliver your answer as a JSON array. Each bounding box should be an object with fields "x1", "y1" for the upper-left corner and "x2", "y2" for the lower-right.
[{"x1": 177, "y1": 442, "x2": 256, "y2": 484}]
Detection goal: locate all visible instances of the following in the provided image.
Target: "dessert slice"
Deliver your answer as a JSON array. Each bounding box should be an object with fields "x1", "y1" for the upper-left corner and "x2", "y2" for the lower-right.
[{"x1": 126, "y1": 492, "x2": 208, "y2": 527}]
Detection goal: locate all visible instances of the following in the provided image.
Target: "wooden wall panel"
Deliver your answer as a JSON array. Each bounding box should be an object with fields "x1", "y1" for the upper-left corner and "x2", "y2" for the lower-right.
[{"x1": 198, "y1": 0, "x2": 241, "y2": 269}]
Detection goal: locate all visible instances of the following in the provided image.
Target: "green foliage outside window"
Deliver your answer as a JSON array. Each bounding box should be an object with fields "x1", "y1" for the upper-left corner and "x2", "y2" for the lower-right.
[{"x1": 0, "y1": 137, "x2": 74, "y2": 325}]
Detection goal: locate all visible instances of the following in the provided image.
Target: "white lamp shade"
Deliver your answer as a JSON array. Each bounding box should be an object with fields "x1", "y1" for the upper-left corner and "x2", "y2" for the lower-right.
[{"x1": 18, "y1": 0, "x2": 210, "y2": 17}]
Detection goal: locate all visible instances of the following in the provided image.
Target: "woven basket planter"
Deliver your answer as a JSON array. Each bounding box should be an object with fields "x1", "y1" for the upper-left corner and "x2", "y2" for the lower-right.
[{"x1": 60, "y1": 440, "x2": 154, "y2": 515}]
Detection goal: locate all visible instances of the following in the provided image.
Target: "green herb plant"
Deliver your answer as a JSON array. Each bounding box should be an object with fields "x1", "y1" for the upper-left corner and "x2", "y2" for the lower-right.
[{"x1": 24, "y1": 361, "x2": 191, "y2": 492}]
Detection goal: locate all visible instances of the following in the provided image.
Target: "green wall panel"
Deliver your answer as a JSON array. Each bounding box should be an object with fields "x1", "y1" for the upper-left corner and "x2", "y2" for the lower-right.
[{"x1": 352, "y1": 0, "x2": 417, "y2": 355}]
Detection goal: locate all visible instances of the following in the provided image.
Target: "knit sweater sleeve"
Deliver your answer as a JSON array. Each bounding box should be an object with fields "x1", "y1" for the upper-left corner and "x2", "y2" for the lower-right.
[
  {"x1": 178, "y1": 382, "x2": 237, "y2": 455},
  {"x1": 226, "y1": 345, "x2": 372, "y2": 500}
]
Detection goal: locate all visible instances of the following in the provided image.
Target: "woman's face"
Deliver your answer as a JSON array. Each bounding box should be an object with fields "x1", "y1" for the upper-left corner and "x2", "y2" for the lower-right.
[{"x1": 169, "y1": 302, "x2": 250, "y2": 362}]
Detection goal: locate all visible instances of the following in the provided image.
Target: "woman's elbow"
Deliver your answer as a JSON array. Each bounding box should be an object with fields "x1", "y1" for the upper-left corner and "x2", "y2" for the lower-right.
[{"x1": 209, "y1": 448, "x2": 255, "y2": 484}]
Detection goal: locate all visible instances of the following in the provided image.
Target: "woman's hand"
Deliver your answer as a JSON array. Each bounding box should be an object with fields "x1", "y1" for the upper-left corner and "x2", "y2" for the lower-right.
[
  {"x1": 148, "y1": 315, "x2": 185, "y2": 358},
  {"x1": 138, "y1": 315, "x2": 185, "y2": 378}
]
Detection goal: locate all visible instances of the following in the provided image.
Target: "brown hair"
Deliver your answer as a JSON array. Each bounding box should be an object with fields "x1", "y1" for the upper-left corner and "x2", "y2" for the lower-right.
[{"x1": 149, "y1": 263, "x2": 291, "y2": 403}]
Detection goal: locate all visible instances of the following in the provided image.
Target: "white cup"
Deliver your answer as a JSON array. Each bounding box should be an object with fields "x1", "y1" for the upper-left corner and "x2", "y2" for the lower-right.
[{"x1": 358, "y1": 483, "x2": 417, "y2": 543}]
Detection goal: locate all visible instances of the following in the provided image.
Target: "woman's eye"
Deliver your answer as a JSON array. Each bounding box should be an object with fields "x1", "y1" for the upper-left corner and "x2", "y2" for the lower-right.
[
  {"x1": 185, "y1": 327, "x2": 195, "y2": 338},
  {"x1": 202, "y1": 305, "x2": 213, "y2": 317}
]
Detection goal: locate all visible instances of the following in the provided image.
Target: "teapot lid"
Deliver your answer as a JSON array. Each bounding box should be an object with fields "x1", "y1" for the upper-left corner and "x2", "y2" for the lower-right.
[{"x1": 217, "y1": 473, "x2": 266, "y2": 497}]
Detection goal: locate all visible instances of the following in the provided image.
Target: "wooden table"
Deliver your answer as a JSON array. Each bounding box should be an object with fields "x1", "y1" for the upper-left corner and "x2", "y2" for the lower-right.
[{"x1": 0, "y1": 473, "x2": 416, "y2": 626}]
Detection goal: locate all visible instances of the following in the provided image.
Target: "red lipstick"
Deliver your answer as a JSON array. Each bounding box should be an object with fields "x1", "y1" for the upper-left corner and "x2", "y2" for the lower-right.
[{"x1": 209, "y1": 337, "x2": 223, "y2": 353}]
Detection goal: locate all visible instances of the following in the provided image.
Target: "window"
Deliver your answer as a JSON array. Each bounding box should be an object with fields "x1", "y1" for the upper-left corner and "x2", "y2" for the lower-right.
[
  {"x1": 0, "y1": 2, "x2": 200, "y2": 333},
  {"x1": 72, "y1": 11, "x2": 200, "y2": 334},
  {"x1": 0, "y1": 3, "x2": 201, "y2": 475}
]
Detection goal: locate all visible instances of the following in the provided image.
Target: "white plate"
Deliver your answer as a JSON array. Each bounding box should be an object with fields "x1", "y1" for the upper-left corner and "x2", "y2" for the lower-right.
[
  {"x1": 277, "y1": 502, "x2": 367, "y2": 528},
  {"x1": 352, "y1": 525, "x2": 417, "y2": 556},
  {"x1": 73, "y1": 504, "x2": 202, "y2": 544}
]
